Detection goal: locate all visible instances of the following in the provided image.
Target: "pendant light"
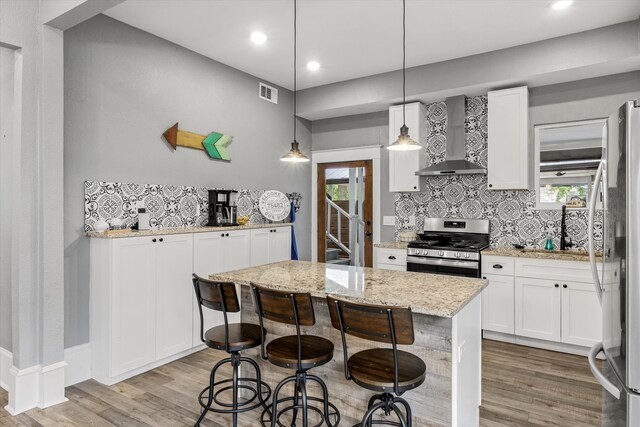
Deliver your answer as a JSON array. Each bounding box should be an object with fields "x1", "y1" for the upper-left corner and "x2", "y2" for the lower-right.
[
  {"x1": 387, "y1": 0, "x2": 421, "y2": 152},
  {"x1": 281, "y1": 0, "x2": 310, "y2": 163}
]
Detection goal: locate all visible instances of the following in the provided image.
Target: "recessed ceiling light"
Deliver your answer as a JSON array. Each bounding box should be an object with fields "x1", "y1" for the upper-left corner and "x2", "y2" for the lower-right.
[
  {"x1": 306, "y1": 61, "x2": 320, "y2": 71},
  {"x1": 551, "y1": 0, "x2": 573, "y2": 10},
  {"x1": 250, "y1": 32, "x2": 267, "y2": 45}
]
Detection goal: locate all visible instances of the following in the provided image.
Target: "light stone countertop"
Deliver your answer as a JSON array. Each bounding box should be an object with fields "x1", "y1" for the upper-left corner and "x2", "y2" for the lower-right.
[
  {"x1": 374, "y1": 241, "x2": 409, "y2": 250},
  {"x1": 483, "y1": 246, "x2": 602, "y2": 262},
  {"x1": 86, "y1": 222, "x2": 292, "y2": 238},
  {"x1": 210, "y1": 260, "x2": 487, "y2": 318}
]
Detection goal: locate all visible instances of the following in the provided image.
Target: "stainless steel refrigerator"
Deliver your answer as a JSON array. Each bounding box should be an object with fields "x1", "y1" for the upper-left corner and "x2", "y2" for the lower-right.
[{"x1": 588, "y1": 100, "x2": 640, "y2": 426}]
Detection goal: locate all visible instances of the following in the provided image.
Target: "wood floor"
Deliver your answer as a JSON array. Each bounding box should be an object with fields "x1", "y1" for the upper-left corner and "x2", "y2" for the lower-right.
[{"x1": 0, "y1": 339, "x2": 603, "y2": 427}]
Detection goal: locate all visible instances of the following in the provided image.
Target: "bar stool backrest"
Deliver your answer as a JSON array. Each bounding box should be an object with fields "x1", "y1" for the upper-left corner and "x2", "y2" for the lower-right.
[
  {"x1": 327, "y1": 295, "x2": 414, "y2": 395},
  {"x1": 250, "y1": 283, "x2": 315, "y2": 367},
  {"x1": 327, "y1": 295, "x2": 414, "y2": 345},
  {"x1": 192, "y1": 274, "x2": 239, "y2": 351}
]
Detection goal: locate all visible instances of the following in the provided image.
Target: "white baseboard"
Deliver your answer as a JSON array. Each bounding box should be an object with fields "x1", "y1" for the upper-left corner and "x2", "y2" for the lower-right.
[
  {"x1": 0, "y1": 347, "x2": 12, "y2": 391},
  {"x1": 64, "y1": 344, "x2": 91, "y2": 386},
  {"x1": 2, "y1": 355, "x2": 68, "y2": 415},
  {"x1": 482, "y1": 330, "x2": 603, "y2": 359}
]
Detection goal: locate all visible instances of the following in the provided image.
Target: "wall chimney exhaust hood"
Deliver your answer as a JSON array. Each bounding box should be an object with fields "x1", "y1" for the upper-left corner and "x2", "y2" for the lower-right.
[{"x1": 415, "y1": 95, "x2": 487, "y2": 176}]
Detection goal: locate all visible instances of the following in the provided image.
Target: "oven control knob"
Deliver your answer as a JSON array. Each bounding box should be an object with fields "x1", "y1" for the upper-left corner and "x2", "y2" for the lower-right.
[
  {"x1": 455, "y1": 252, "x2": 461, "y2": 258},
  {"x1": 438, "y1": 251, "x2": 444, "y2": 256},
  {"x1": 413, "y1": 249, "x2": 420, "y2": 255},
  {"x1": 464, "y1": 253, "x2": 470, "y2": 259}
]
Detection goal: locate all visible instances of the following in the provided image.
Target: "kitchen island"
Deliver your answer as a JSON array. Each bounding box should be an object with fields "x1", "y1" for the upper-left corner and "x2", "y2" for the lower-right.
[{"x1": 211, "y1": 260, "x2": 487, "y2": 426}]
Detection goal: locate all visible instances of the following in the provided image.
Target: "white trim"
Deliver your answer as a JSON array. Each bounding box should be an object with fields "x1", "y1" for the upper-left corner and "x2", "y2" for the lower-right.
[
  {"x1": 533, "y1": 118, "x2": 607, "y2": 210},
  {"x1": 482, "y1": 330, "x2": 605, "y2": 358},
  {"x1": 39, "y1": 361, "x2": 68, "y2": 408},
  {"x1": 311, "y1": 145, "x2": 382, "y2": 262},
  {"x1": 64, "y1": 343, "x2": 91, "y2": 386},
  {"x1": 4, "y1": 364, "x2": 39, "y2": 415},
  {"x1": 0, "y1": 347, "x2": 12, "y2": 391}
]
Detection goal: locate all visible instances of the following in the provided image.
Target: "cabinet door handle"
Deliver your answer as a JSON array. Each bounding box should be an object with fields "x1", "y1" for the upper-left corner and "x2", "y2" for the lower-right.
[
  {"x1": 563, "y1": 284, "x2": 568, "y2": 288},
  {"x1": 489, "y1": 184, "x2": 493, "y2": 188},
  {"x1": 159, "y1": 238, "x2": 164, "y2": 242},
  {"x1": 388, "y1": 256, "x2": 396, "y2": 260},
  {"x1": 225, "y1": 233, "x2": 229, "y2": 237},
  {"x1": 483, "y1": 276, "x2": 487, "y2": 280},
  {"x1": 152, "y1": 238, "x2": 157, "y2": 243},
  {"x1": 221, "y1": 233, "x2": 225, "y2": 237},
  {"x1": 492, "y1": 264, "x2": 503, "y2": 269},
  {"x1": 555, "y1": 283, "x2": 559, "y2": 288}
]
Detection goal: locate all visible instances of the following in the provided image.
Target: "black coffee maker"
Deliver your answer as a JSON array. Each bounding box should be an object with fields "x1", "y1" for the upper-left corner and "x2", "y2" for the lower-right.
[{"x1": 207, "y1": 189, "x2": 238, "y2": 227}]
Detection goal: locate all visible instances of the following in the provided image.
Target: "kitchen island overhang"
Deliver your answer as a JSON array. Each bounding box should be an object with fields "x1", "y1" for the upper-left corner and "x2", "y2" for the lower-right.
[{"x1": 210, "y1": 260, "x2": 487, "y2": 426}]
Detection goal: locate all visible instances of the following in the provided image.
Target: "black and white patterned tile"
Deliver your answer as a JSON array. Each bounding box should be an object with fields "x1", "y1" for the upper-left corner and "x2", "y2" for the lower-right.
[
  {"x1": 395, "y1": 96, "x2": 603, "y2": 250},
  {"x1": 84, "y1": 181, "x2": 297, "y2": 231}
]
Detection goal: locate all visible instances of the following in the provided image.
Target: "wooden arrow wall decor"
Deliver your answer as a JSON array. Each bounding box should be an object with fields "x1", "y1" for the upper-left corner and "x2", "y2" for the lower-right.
[{"x1": 162, "y1": 122, "x2": 233, "y2": 161}]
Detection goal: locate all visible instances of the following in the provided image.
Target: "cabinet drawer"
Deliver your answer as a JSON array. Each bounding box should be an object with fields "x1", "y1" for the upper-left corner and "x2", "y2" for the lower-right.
[
  {"x1": 376, "y1": 248, "x2": 406, "y2": 267},
  {"x1": 515, "y1": 258, "x2": 595, "y2": 283},
  {"x1": 482, "y1": 256, "x2": 514, "y2": 276}
]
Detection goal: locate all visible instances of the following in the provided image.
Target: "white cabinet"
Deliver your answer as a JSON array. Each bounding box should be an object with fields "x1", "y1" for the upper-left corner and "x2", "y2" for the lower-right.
[
  {"x1": 91, "y1": 234, "x2": 194, "y2": 383},
  {"x1": 375, "y1": 248, "x2": 407, "y2": 271},
  {"x1": 388, "y1": 103, "x2": 426, "y2": 192},
  {"x1": 250, "y1": 227, "x2": 292, "y2": 267},
  {"x1": 561, "y1": 281, "x2": 602, "y2": 347},
  {"x1": 515, "y1": 277, "x2": 561, "y2": 342},
  {"x1": 481, "y1": 274, "x2": 515, "y2": 334},
  {"x1": 482, "y1": 254, "x2": 603, "y2": 353},
  {"x1": 110, "y1": 237, "x2": 157, "y2": 376},
  {"x1": 192, "y1": 230, "x2": 251, "y2": 346},
  {"x1": 487, "y1": 87, "x2": 529, "y2": 190},
  {"x1": 155, "y1": 235, "x2": 195, "y2": 360}
]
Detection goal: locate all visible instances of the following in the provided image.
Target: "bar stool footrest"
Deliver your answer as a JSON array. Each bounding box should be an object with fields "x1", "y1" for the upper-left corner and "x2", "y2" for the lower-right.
[
  {"x1": 260, "y1": 395, "x2": 340, "y2": 427},
  {"x1": 198, "y1": 377, "x2": 271, "y2": 414}
]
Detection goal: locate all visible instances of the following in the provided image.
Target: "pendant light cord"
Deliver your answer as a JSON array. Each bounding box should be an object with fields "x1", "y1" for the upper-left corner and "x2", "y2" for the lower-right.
[
  {"x1": 402, "y1": 0, "x2": 406, "y2": 127},
  {"x1": 293, "y1": 0, "x2": 297, "y2": 143}
]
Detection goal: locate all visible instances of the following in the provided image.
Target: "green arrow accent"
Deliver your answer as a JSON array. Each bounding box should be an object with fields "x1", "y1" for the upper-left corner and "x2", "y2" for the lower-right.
[
  {"x1": 202, "y1": 132, "x2": 232, "y2": 161},
  {"x1": 202, "y1": 132, "x2": 222, "y2": 159},
  {"x1": 213, "y1": 134, "x2": 232, "y2": 161}
]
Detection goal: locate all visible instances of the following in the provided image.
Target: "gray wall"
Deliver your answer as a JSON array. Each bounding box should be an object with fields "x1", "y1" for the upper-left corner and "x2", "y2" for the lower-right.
[
  {"x1": 311, "y1": 72, "x2": 640, "y2": 245},
  {"x1": 0, "y1": 46, "x2": 14, "y2": 351},
  {"x1": 64, "y1": 15, "x2": 311, "y2": 348},
  {"x1": 311, "y1": 111, "x2": 395, "y2": 242}
]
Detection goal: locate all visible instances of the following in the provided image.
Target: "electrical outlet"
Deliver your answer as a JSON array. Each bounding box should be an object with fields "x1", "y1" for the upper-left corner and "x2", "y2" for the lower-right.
[
  {"x1": 408, "y1": 215, "x2": 416, "y2": 226},
  {"x1": 383, "y1": 216, "x2": 396, "y2": 226}
]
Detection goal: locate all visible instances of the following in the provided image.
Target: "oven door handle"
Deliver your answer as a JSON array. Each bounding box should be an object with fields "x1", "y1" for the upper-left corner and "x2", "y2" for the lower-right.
[{"x1": 406, "y1": 256, "x2": 478, "y2": 269}]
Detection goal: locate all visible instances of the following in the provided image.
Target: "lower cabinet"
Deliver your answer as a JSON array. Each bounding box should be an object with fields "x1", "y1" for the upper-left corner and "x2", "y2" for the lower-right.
[
  {"x1": 250, "y1": 227, "x2": 292, "y2": 266},
  {"x1": 481, "y1": 274, "x2": 515, "y2": 334},
  {"x1": 192, "y1": 230, "x2": 251, "y2": 346},
  {"x1": 92, "y1": 234, "x2": 194, "y2": 383},
  {"x1": 514, "y1": 277, "x2": 561, "y2": 342},
  {"x1": 90, "y1": 226, "x2": 292, "y2": 385},
  {"x1": 482, "y1": 255, "x2": 602, "y2": 352},
  {"x1": 374, "y1": 248, "x2": 407, "y2": 271}
]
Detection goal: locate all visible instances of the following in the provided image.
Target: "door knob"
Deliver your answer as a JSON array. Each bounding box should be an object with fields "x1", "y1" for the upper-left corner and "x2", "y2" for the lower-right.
[{"x1": 365, "y1": 231, "x2": 372, "y2": 237}]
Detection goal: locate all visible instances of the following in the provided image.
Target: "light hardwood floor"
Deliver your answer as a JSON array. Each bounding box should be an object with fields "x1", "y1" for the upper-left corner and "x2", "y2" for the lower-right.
[{"x1": 0, "y1": 339, "x2": 603, "y2": 426}]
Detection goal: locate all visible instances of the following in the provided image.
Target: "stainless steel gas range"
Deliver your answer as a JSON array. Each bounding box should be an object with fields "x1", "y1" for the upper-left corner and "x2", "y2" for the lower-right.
[{"x1": 406, "y1": 218, "x2": 490, "y2": 278}]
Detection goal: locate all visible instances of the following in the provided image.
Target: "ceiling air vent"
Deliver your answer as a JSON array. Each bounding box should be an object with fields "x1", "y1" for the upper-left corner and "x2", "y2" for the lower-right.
[{"x1": 259, "y1": 82, "x2": 278, "y2": 104}]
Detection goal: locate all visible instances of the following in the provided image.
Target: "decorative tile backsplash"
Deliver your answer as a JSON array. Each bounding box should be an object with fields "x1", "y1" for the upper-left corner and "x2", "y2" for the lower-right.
[
  {"x1": 395, "y1": 96, "x2": 603, "y2": 250},
  {"x1": 84, "y1": 180, "x2": 294, "y2": 232}
]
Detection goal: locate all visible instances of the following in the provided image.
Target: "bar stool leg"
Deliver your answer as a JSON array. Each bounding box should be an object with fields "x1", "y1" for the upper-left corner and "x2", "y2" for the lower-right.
[
  {"x1": 241, "y1": 356, "x2": 271, "y2": 411},
  {"x1": 299, "y1": 373, "x2": 308, "y2": 427},
  {"x1": 269, "y1": 375, "x2": 297, "y2": 427},
  {"x1": 307, "y1": 374, "x2": 334, "y2": 425},
  {"x1": 232, "y1": 355, "x2": 239, "y2": 427},
  {"x1": 195, "y1": 357, "x2": 229, "y2": 426},
  {"x1": 393, "y1": 397, "x2": 412, "y2": 427}
]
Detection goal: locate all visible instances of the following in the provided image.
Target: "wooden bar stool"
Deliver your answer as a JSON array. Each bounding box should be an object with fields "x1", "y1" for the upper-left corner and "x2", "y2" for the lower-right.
[
  {"x1": 192, "y1": 275, "x2": 271, "y2": 427},
  {"x1": 327, "y1": 295, "x2": 426, "y2": 427},
  {"x1": 251, "y1": 283, "x2": 340, "y2": 427}
]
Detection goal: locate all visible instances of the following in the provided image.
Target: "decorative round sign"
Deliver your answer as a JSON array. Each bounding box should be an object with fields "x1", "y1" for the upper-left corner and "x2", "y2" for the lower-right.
[{"x1": 259, "y1": 190, "x2": 291, "y2": 222}]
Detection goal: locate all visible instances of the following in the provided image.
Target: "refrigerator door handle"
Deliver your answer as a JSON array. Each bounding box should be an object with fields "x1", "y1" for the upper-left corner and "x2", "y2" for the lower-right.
[
  {"x1": 588, "y1": 161, "x2": 604, "y2": 304},
  {"x1": 589, "y1": 343, "x2": 621, "y2": 399}
]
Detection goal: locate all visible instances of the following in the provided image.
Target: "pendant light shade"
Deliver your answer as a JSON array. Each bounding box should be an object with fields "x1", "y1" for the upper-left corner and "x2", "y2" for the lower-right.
[
  {"x1": 387, "y1": 0, "x2": 421, "y2": 152},
  {"x1": 281, "y1": 141, "x2": 309, "y2": 162},
  {"x1": 281, "y1": 0, "x2": 310, "y2": 163}
]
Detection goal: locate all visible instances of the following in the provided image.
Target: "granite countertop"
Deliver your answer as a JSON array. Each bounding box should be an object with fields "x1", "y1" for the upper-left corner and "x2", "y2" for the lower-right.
[
  {"x1": 210, "y1": 260, "x2": 487, "y2": 318},
  {"x1": 374, "y1": 241, "x2": 409, "y2": 250},
  {"x1": 483, "y1": 246, "x2": 603, "y2": 262},
  {"x1": 86, "y1": 222, "x2": 292, "y2": 238}
]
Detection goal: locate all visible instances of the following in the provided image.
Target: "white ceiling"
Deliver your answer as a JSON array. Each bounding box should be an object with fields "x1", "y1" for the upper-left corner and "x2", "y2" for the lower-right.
[{"x1": 104, "y1": 0, "x2": 640, "y2": 90}]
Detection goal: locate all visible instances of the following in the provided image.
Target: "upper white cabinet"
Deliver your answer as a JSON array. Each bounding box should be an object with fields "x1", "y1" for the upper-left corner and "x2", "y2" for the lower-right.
[
  {"x1": 487, "y1": 87, "x2": 530, "y2": 190},
  {"x1": 250, "y1": 227, "x2": 292, "y2": 267},
  {"x1": 388, "y1": 102, "x2": 426, "y2": 192}
]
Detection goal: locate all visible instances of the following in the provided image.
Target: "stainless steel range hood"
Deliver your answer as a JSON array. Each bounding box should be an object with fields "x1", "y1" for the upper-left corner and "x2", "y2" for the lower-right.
[{"x1": 416, "y1": 95, "x2": 487, "y2": 176}]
